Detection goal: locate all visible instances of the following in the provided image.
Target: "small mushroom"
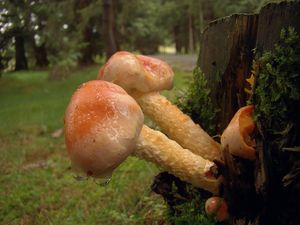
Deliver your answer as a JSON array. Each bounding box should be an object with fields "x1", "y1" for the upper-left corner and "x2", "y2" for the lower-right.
[
  {"x1": 97, "y1": 51, "x2": 221, "y2": 161},
  {"x1": 64, "y1": 80, "x2": 221, "y2": 193},
  {"x1": 205, "y1": 196, "x2": 229, "y2": 222},
  {"x1": 221, "y1": 105, "x2": 256, "y2": 160}
]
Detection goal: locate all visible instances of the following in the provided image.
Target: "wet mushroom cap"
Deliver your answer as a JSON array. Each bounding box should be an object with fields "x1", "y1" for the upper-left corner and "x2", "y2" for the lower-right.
[
  {"x1": 64, "y1": 80, "x2": 144, "y2": 177},
  {"x1": 98, "y1": 51, "x2": 174, "y2": 94}
]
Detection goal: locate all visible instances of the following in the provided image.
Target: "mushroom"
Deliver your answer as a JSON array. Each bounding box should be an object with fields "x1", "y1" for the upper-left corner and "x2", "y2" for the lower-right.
[
  {"x1": 64, "y1": 80, "x2": 221, "y2": 193},
  {"x1": 97, "y1": 51, "x2": 221, "y2": 161},
  {"x1": 205, "y1": 196, "x2": 229, "y2": 221},
  {"x1": 221, "y1": 105, "x2": 256, "y2": 160}
]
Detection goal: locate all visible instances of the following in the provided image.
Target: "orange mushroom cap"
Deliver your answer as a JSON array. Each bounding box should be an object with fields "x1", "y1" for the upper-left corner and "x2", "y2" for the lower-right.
[
  {"x1": 205, "y1": 196, "x2": 229, "y2": 222},
  {"x1": 221, "y1": 105, "x2": 256, "y2": 160},
  {"x1": 64, "y1": 80, "x2": 144, "y2": 177},
  {"x1": 97, "y1": 51, "x2": 174, "y2": 94}
]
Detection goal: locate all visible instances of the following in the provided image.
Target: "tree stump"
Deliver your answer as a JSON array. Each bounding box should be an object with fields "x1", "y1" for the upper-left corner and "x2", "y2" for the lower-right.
[
  {"x1": 198, "y1": 1, "x2": 300, "y2": 225},
  {"x1": 152, "y1": 2, "x2": 299, "y2": 225},
  {"x1": 198, "y1": 14, "x2": 258, "y2": 133}
]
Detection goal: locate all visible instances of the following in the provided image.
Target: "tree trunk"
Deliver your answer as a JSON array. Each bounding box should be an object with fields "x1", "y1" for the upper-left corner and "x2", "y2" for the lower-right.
[
  {"x1": 0, "y1": 55, "x2": 4, "y2": 77},
  {"x1": 76, "y1": 0, "x2": 95, "y2": 65},
  {"x1": 15, "y1": 34, "x2": 28, "y2": 71},
  {"x1": 152, "y1": 2, "x2": 299, "y2": 224},
  {"x1": 102, "y1": 0, "x2": 118, "y2": 60},
  {"x1": 79, "y1": 26, "x2": 94, "y2": 65},
  {"x1": 31, "y1": 37, "x2": 49, "y2": 68},
  {"x1": 198, "y1": 1, "x2": 300, "y2": 225},
  {"x1": 188, "y1": 13, "x2": 195, "y2": 53},
  {"x1": 173, "y1": 25, "x2": 182, "y2": 53},
  {"x1": 198, "y1": 14, "x2": 258, "y2": 133}
]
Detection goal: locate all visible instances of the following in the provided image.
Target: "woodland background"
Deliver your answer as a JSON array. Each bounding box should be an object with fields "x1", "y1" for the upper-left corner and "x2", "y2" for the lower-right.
[{"x1": 0, "y1": 1, "x2": 287, "y2": 225}]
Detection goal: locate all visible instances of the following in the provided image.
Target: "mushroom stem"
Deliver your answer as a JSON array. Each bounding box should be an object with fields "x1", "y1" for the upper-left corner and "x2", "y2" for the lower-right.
[
  {"x1": 98, "y1": 51, "x2": 221, "y2": 161},
  {"x1": 64, "y1": 80, "x2": 220, "y2": 194},
  {"x1": 135, "y1": 125, "x2": 220, "y2": 194},
  {"x1": 135, "y1": 92, "x2": 221, "y2": 161}
]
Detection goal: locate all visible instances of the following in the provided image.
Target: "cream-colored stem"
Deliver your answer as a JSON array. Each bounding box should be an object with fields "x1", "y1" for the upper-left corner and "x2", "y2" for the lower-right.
[
  {"x1": 134, "y1": 125, "x2": 220, "y2": 194},
  {"x1": 135, "y1": 92, "x2": 221, "y2": 161}
]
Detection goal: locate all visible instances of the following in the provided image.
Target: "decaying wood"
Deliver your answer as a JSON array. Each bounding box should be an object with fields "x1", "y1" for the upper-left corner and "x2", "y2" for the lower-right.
[
  {"x1": 198, "y1": 14, "x2": 258, "y2": 133},
  {"x1": 256, "y1": 1, "x2": 300, "y2": 53},
  {"x1": 198, "y1": 1, "x2": 300, "y2": 225},
  {"x1": 153, "y1": 1, "x2": 300, "y2": 225}
]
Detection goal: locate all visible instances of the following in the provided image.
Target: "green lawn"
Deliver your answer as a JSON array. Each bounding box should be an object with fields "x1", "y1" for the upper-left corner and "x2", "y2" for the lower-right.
[{"x1": 0, "y1": 65, "x2": 191, "y2": 225}]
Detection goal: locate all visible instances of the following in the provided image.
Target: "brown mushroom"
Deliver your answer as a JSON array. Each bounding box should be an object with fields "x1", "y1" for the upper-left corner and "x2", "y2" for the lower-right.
[
  {"x1": 64, "y1": 80, "x2": 221, "y2": 193},
  {"x1": 221, "y1": 105, "x2": 256, "y2": 160},
  {"x1": 97, "y1": 51, "x2": 221, "y2": 161},
  {"x1": 205, "y1": 196, "x2": 229, "y2": 221}
]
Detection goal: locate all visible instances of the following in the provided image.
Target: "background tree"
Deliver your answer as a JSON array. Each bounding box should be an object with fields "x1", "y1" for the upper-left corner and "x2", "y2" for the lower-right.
[
  {"x1": 102, "y1": 0, "x2": 118, "y2": 59},
  {"x1": 0, "y1": 0, "x2": 284, "y2": 73},
  {"x1": 1, "y1": 0, "x2": 29, "y2": 71}
]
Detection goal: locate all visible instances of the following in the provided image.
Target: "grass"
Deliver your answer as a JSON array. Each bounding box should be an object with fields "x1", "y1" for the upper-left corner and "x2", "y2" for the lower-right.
[{"x1": 0, "y1": 64, "x2": 192, "y2": 225}]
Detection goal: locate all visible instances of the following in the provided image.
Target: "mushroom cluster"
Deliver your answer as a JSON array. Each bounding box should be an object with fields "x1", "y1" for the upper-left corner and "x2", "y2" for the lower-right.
[
  {"x1": 98, "y1": 51, "x2": 221, "y2": 162},
  {"x1": 65, "y1": 80, "x2": 220, "y2": 193},
  {"x1": 64, "y1": 51, "x2": 257, "y2": 219}
]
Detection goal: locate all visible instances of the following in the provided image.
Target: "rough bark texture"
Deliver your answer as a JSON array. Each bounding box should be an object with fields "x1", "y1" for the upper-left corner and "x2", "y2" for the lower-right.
[
  {"x1": 198, "y1": 1, "x2": 300, "y2": 225},
  {"x1": 256, "y1": 1, "x2": 300, "y2": 54},
  {"x1": 198, "y1": 14, "x2": 258, "y2": 133}
]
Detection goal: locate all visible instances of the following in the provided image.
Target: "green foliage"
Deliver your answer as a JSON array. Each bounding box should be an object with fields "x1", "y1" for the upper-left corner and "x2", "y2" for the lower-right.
[
  {"x1": 253, "y1": 27, "x2": 300, "y2": 133},
  {"x1": 116, "y1": 0, "x2": 166, "y2": 54},
  {"x1": 167, "y1": 187, "x2": 215, "y2": 225},
  {"x1": 175, "y1": 66, "x2": 218, "y2": 135},
  {"x1": 1, "y1": 0, "x2": 275, "y2": 72},
  {"x1": 253, "y1": 26, "x2": 300, "y2": 195},
  {"x1": 252, "y1": 25, "x2": 300, "y2": 225}
]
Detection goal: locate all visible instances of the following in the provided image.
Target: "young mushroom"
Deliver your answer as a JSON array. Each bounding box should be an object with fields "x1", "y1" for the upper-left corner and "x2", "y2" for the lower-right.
[
  {"x1": 97, "y1": 51, "x2": 221, "y2": 161},
  {"x1": 205, "y1": 196, "x2": 229, "y2": 222},
  {"x1": 221, "y1": 105, "x2": 256, "y2": 160},
  {"x1": 64, "y1": 80, "x2": 221, "y2": 194}
]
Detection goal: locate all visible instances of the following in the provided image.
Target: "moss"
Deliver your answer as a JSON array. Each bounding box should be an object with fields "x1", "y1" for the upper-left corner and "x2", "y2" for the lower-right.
[
  {"x1": 175, "y1": 66, "x2": 218, "y2": 136},
  {"x1": 252, "y1": 26, "x2": 300, "y2": 224},
  {"x1": 253, "y1": 26, "x2": 300, "y2": 150}
]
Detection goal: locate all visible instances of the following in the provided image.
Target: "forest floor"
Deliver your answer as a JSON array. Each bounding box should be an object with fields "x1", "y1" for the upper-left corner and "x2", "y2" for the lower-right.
[{"x1": 0, "y1": 56, "x2": 195, "y2": 225}]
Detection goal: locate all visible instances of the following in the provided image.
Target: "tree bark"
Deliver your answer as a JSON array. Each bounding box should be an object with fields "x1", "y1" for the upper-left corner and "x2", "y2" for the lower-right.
[
  {"x1": 198, "y1": 14, "x2": 258, "y2": 133},
  {"x1": 15, "y1": 34, "x2": 28, "y2": 71},
  {"x1": 152, "y1": 3, "x2": 299, "y2": 224},
  {"x1": 102, "y1": 0, "x2": 118, "y2": 60},
  {"x1": 198, "y1": 2, "x2": 300, "y2": 225}
]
